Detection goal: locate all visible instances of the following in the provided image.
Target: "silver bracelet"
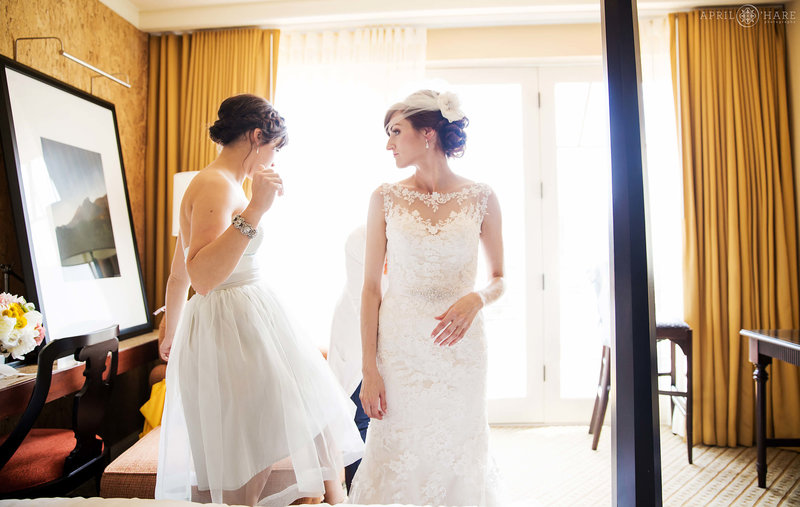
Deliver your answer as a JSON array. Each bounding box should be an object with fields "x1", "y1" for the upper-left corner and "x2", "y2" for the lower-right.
[{"x1": 232, "y1": 214, "x2": 257, "y2": 238}]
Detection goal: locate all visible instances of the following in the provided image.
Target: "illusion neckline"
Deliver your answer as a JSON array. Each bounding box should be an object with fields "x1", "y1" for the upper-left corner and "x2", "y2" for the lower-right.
[{"x1": 390, "y1": 181, "x2": 481, "y2": 199}]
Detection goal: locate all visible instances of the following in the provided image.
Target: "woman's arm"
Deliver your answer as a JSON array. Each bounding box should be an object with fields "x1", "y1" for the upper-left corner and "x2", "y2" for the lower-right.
[
  {"x1": 160, "y1": 234, "x2": 192, "y2": 361},
  {"x1": 359, "y1": 188, "x2": 388, "y2": 420},
  {"x1": 184, "y1": 167, "x2": 282, "y2": 295},
  {"x1": 431, "y1": 190, "x2": 505, "y2": 346},
  {"x1": 476, "y1": 190, "x2": 506, "y2": 305}
]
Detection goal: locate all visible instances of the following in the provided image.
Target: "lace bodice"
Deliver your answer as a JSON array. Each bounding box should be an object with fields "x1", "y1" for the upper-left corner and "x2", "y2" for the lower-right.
[{"x1": 382, "y1": 182, "x2": 491, "y2": 301}]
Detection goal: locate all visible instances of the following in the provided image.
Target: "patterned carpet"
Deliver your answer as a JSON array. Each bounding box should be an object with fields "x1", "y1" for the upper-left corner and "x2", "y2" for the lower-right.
[{"x1": 490, "y1": 425, "x2": 800, "y2": 506}]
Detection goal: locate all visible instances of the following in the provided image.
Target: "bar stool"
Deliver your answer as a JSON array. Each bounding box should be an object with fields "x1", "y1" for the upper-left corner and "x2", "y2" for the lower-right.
[
  {"x1": 656, "y1": 321, "x2": 693, "y2": 464},
  {"x1": 588, "y1": 322, "x2": 693, "y2": 464}
]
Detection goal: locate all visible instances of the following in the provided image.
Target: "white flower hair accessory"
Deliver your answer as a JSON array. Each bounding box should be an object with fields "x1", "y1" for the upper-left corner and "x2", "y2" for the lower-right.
[
  {"x1": 385, "y1": 90, "x2": 467, "y2": 130},
  {"x1": 437, "y1": 91, "x2": 465, "y2": 123}
]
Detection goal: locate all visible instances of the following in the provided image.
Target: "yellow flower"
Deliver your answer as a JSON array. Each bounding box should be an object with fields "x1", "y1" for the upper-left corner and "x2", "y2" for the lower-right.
[{"x1": 1, "y1": 303, "x2": 27, "y2": 329}]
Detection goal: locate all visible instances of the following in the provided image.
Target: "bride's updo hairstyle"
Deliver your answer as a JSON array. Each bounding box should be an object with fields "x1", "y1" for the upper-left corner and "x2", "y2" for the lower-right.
[
  {"x1": 384, "y1": 90, "x2": 469, "y2": 158},
  {"x1": 209, "y1": 94, "x2": 288, "y2": 149}
]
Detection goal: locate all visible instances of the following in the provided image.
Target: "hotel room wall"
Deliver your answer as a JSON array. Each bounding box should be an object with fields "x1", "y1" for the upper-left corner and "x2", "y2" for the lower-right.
[
  {"x1": 0, "y1": 0, "x2": 149, "y2": 296},
  {"x1": 0, "y1": 0, "x2": 151, "y2": 449},
  {"x1": 427, "y1": 24, "x2": 603, "y2": 61}
]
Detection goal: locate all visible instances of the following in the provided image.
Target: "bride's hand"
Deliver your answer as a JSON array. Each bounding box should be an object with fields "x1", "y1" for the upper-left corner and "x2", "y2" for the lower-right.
[
  {"x1": 431, "y1": 292, "x2": 484, "y2": 346},
  {"x1": 360, "y1": 368, "x2": 387, "y2": 420}
]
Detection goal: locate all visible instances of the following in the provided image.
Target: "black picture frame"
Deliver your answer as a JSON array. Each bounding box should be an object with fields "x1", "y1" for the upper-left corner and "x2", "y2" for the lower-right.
[{"x1": 0, "y1": 55, "x2": 151, "y2": 362}]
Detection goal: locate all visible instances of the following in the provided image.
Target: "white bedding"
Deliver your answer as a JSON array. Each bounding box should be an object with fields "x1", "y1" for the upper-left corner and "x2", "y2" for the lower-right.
[{"x1": 0, "y1": 498, "x2": 413, "y2": 507}]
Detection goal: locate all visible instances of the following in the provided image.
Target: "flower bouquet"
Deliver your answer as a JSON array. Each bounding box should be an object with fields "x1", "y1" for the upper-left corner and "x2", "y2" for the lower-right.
[{"x1": 0, "y1": 293, "x2": 46, "y2": 361}]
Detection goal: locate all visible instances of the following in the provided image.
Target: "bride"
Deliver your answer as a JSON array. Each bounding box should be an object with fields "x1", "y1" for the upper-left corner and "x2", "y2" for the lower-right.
[{"x1": 348, "y1": 90, "x2": 505, "y2": 506}]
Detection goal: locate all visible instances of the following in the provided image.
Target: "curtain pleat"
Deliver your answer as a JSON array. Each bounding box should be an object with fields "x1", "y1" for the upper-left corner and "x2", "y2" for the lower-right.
[
  {"x1": 145, "y1": 33, "x2": 188, "y2": 314},
  {"x1": 144, "y1": 28, "x2": 279, "y2": 310},
  {"x1": 670, "y1": 8, "x2": 799, "y2": 447}
]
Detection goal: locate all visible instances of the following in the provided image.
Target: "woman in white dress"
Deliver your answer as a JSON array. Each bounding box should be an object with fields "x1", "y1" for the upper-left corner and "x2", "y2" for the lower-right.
[
  {"x1": 155, "y1": 94, "x2": 364, "y2": 506},
  {"x1": 348, "y1": 90, "x2": 505, "y2": 506}
]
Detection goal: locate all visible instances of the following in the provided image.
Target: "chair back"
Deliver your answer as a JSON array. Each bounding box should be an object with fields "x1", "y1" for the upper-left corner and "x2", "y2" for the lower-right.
[{"x1": 0, "y1": 325, "x2": 119, "y2": 472}]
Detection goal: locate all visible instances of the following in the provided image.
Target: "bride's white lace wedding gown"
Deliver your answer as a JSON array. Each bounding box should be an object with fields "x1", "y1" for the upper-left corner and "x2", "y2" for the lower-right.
[{"x1": 348, "y1": 182, "x2": 500, "y2": 506}]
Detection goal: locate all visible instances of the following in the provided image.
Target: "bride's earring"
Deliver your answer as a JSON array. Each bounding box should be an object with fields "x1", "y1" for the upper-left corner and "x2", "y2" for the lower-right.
[
  {"x1": 256, "y1": 147, "x2": 260, "y2": 154},
  {"x1": 425, "y1": 139, "x2": 430, "y2": 149}
]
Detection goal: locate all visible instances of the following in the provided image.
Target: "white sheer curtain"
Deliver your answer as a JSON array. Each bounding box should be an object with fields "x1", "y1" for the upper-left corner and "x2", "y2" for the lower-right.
[
  {"x1": 261, "y1": 28, "x2": 427, "y2": 347},
  {"x1": 640, "y1": 16, "x2": 687, "y2": 428},
  {"x1": 640, "y1": 17, "x2": 684, "y2": 324}
]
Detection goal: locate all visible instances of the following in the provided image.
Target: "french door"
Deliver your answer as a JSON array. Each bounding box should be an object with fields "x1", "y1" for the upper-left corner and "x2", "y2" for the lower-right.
[{"x1": 428, "y1": 64, "x2": 611, "y2": 424}]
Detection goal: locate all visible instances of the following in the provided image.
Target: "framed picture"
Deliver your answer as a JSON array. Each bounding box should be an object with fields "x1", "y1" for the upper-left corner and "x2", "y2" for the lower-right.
[{"x1": 0, "y1": 55, "x2": 151, "y2": 349}]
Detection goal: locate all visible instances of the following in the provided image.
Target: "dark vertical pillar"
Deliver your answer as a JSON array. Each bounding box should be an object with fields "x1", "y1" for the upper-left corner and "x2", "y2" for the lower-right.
[{"x1": 600, "y1": 0, "x2": 663, "y2": 505}]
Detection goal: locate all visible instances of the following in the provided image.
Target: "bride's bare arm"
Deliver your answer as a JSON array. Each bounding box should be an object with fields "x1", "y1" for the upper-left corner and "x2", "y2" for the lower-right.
[
  {"x1": 432, "y1": 190, "x2": 505, "y2": 346},
  {"x1": 360, "y1": 188, "x2": 388, "y2": 420},
  {"x1": 184, "y1": 167, "x2": 282, "y2": 295}
]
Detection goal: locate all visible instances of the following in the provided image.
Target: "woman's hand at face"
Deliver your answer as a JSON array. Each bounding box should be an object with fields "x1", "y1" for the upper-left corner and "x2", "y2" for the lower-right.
[
  {"x1": 249, "y1": 164, "x2": 283, "y2": 215},
  {"x1": 431, "y1": 292, "x2": 484, "y2": 347},
  {"x1": 360, "y1": 369, "x2": 387, "y2": 420}
]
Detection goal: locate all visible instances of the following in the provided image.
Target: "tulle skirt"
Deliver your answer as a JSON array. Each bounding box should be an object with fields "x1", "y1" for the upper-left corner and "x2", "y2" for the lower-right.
[{"x1": 155, "y1": 277, "x2": 364, "y2": 506}]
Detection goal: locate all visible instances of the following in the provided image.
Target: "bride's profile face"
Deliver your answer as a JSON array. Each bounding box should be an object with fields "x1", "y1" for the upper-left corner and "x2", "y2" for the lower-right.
[
  {"x1": 385, "y1": 113, "x2": 426, "y2": 168},
  {"x1": 248, "y1": 138, "x2": 280, "y2": 177}
]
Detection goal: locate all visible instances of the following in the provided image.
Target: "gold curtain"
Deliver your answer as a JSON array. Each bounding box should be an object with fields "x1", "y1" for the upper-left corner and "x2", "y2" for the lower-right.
[
  {"x1": 670, "y1": 9, "x2": 799, "y2": 447},
  {"x1": 144, "y1": 28, "x2": 279, "y2": 310}
]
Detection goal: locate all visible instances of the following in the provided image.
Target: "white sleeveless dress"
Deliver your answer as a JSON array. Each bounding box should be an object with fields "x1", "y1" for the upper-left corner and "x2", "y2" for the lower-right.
[
  {"x1": 347, "y1": 182, "x2": 501, "y2": 506},
  {"x1": 156, "y1": 227, "x2": 364, "y2": 506}
]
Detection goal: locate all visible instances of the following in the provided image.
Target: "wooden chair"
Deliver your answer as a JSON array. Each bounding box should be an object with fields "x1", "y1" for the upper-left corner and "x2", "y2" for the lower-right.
[
  {"x1": 588, "y1": 344, "x2": 611, "y2": 451},
  {"x1": 588, "y1": 322, "x2": 693, "y2": 463},
  {"x1": 0, "y1": 325, "x2": 119, "y2": 498}
]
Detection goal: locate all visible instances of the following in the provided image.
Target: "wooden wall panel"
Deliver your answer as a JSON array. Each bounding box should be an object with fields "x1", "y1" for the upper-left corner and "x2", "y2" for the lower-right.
[{"x1": 0, "y1": 0, "x2": 148, "y2": 297}]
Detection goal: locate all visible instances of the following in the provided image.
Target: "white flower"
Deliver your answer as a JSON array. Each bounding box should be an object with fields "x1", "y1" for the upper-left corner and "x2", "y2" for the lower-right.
[
  {"x1": 437, "y1": 91, "x2": 465, "y2": 123},
  {"x1": 0, "y1": 315, "x2": 15, "y2": 337},
  {"x1": 23, "y1": 310, "x2": 42, "y2": 329},
  {"x1": 8, "y1": 331, "x2": 36, "y2": 360},
  {"x1": 2, "y1": 328, "x2": 24, "y2": 358},
  {"x1": 0, "y1": 316, "x2": 16, "y2": 356}
]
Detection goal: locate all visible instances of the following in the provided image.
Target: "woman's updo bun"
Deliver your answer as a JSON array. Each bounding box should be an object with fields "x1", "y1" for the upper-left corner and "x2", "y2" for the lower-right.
[
  {"x1": 209, "y1": 94, "x2": 287, "y2": 149},
  {"x1": 436, "y1": 117, "x2": 468, "y2": 158}
]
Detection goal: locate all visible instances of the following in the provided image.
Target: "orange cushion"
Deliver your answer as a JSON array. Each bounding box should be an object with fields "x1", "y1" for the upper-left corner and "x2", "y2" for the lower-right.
[
  {"x1": 0, "y1": 429, "x2": 75, "y2": 493},
  {"x1": 100, "y1": 426, "x2": 161, "y2": 498},
  {"x1": 100, "y1": 426, "x2": 319, "y2": 502}
]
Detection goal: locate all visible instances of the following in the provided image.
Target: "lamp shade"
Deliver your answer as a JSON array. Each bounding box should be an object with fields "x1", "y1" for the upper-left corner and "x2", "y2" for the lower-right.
[{"x1": 172, "y1": 171, "x2": 199, "y2": 236}]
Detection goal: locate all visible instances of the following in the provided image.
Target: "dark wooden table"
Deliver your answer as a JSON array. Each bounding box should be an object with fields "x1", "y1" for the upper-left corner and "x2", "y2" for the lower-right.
[
  {"x1": 741, "y1": 329, "x2": 800, "y2": 488},
  {"x1": 0, "y1": 330, "x2": 158, "y2": 420}
]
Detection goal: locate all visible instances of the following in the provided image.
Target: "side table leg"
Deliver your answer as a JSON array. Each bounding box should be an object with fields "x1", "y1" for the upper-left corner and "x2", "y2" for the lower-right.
[
  {"x1": 686, "y1": 343, "x2": 693, "y2": 464},
  {"x1": 754, "y1": 357, "x2": 770, "y2": 488}
]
